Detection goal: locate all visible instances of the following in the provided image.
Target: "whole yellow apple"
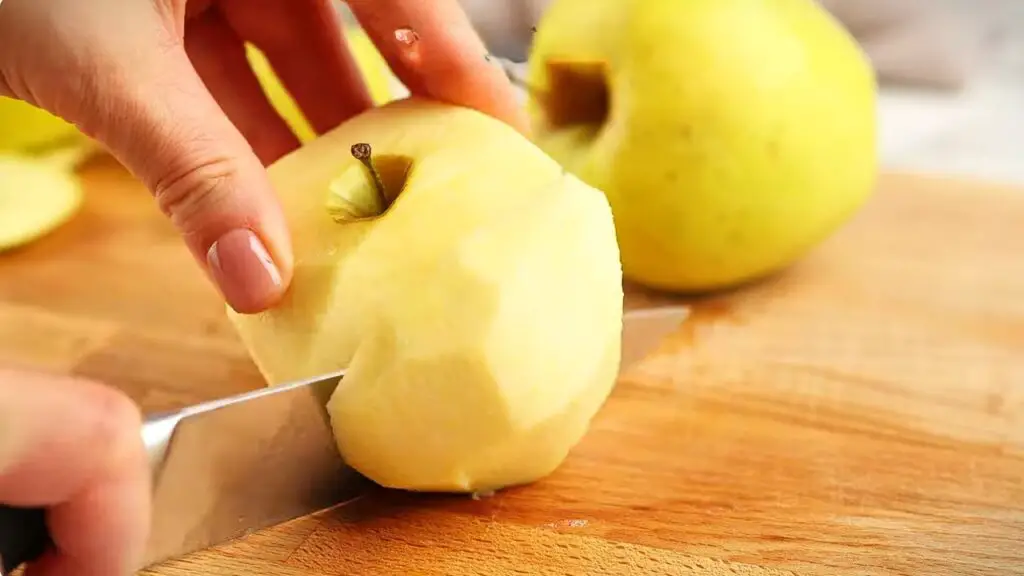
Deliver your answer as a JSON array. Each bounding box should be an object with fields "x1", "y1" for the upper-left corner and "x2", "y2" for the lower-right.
[
  {"x1": 0, "y1": 154, "x2": 84, "y2": 252},
  {"x1": 526, "y1": 0, "x2": 878, "y2": 292},
  {"x1": 226, "y1": 98, "x2": 624, "y2": 493},
  {"x1": 246, "y1": 25, "x2": 397, "y2": 144}
]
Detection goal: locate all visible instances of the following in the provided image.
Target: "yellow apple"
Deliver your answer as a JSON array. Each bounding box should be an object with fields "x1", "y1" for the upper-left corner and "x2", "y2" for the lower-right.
[
  {"x1": 246, "y1": 25, "x2": 396, "y2": 144},
  {"x1": 0, "y1": 154, "x2": 84, "y2": 252},
  {"x1": 0, "y1": 96, "x2": 86, "y2": 153},
  {"x1": 342, "y1": 25, "x2": 401, "y2": 104},
  {"x1": 525, "y1": 0, "x2": 878, "y2": 292},
  {"x1": 226, "y1": 97, "x2": 624, "y2": 493}
]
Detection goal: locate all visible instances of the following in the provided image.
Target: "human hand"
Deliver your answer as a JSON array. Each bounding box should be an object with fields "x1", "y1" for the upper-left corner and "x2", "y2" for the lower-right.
[
  {"x1": 0, "y1": 0, "x2": 527, "y2": 313},
  {"x1": 0, "y1": 369, "x2": 149, "y2": 576}
]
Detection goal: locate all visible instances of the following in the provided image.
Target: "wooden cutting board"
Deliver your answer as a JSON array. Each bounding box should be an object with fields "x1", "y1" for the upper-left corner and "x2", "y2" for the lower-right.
[{"x1": 1, "y1": 156, "x2": 1022, "y2": 576}]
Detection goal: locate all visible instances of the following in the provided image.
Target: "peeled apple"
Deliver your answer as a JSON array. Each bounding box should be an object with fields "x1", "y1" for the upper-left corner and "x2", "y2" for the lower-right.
[{"x1": 226, "y1": 98, "x2": 625, "y2": 494}]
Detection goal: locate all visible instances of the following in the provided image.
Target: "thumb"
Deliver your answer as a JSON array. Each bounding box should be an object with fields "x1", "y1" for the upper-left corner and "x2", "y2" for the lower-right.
[{"x1": 87, "y1": 41, "x2": 294, "y2": 314}]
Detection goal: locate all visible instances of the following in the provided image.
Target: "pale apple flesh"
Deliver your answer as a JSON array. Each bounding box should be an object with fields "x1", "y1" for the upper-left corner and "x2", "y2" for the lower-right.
[
  {"x1": 526, "y1": 0, "x2": 878, "y2": 292},
  {"x1": 0, "y1": 154, "x2": 84, "y2": 252},
  {"x1": 227, "y1": 98, "x2": 624, "y2": 493}
]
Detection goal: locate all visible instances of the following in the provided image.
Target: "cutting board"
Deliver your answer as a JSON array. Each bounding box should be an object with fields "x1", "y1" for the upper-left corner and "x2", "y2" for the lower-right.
[{"x1": 1, "y1": 156, "x2": 1022, "y2": 576}]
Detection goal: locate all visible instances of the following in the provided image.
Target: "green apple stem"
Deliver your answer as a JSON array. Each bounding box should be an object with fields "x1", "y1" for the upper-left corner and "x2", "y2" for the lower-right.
[{"x1": 351, "y1": 142, "x2": 387, "y2": 207}]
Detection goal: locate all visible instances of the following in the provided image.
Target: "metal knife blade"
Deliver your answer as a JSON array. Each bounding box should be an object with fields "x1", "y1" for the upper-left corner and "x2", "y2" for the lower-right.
[
  {"x1": 0, "y1": 304, "x2": 688, "y2": 574},
  {"x1": 140, "y1": 368, "x2": 361, "y2": 569}
]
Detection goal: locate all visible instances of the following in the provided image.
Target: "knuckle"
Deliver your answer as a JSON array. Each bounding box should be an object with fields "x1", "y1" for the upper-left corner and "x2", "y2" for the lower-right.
[
  {"x1": 81, "y1": 380, "x2": 146, "y2": 470},
  {"x1": 152, "y1": 154, "x2": 238, "y2": 226}
]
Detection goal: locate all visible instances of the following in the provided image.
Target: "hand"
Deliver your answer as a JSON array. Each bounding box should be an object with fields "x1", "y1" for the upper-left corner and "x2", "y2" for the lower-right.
[
  {"x1": 0, "y1": 369, "x2": 149, "y2": 576},
  {"x1": 0, "y1": 0, "x2": 527, "y2": 313}
]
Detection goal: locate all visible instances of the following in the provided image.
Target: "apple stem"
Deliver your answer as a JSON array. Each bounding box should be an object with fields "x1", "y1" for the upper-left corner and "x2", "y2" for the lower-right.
[{"x1": 350, "y1": 142, "x2": 387, "y2": 207}]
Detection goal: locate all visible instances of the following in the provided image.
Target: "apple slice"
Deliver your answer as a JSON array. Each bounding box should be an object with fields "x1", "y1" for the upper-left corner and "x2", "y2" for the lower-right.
[{"x1": 0, "y1": 154, "x2": 83, "y2": 252}]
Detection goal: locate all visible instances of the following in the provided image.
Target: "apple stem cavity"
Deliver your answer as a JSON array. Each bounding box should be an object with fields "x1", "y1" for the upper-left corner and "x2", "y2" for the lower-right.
[
  {"x1": 326, "y1": 143, "x2": 415, "y2": 223},
  {"x1": 491, "y1": 55, "x2": 611, "y2": 133}
]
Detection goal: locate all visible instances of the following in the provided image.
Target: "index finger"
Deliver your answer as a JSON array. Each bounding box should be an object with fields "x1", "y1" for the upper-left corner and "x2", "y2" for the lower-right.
[{"x1": 347, "y1": 0, "x2": 529, "y2": 133}]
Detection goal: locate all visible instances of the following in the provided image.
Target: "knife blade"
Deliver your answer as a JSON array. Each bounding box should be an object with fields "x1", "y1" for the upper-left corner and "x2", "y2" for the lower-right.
[{"x1": 0, "y1": 304, "x2": 688, "y2": 574}]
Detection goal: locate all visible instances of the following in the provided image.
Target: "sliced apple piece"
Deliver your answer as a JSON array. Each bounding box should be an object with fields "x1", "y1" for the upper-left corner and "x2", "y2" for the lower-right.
[{"x1": 0, "y1": 154, "x2": 83, "y2": 252}]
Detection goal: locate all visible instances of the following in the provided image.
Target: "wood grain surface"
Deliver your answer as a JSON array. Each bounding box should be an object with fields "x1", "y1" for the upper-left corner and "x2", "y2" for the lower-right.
[{"x1": 1, "y1": 156, "x2": 1022, "y2": 575}]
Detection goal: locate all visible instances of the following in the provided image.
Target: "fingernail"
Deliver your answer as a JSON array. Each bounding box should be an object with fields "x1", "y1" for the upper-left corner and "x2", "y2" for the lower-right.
[{"x1": 207, "y1": 229, "x2": 284, "y2": 313}]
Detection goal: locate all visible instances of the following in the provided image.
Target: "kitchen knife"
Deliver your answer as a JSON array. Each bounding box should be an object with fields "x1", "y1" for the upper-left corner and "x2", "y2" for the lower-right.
[{"x1": 0, "y1": 304, "x2": 688, "y2": 575}]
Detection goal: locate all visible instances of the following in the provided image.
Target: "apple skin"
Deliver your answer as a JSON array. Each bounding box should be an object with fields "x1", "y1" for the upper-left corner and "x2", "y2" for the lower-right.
[
  {"x1": 0, "y1": 96, "x2": 84, "y2": 153},
  {"x1": 526, "y1": 0, "x2": 878, "y2": 292},
  {"x1": 246, "y1": 25, "x2": 397, "y2": 144},
  {"x1": 226, "y1": 97, "x2": 625, "y2": 494}
]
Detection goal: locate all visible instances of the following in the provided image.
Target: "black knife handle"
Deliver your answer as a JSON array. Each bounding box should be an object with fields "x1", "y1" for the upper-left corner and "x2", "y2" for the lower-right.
[{"x1": 0, "y1": 505, "x2": 51, "y2": 574}]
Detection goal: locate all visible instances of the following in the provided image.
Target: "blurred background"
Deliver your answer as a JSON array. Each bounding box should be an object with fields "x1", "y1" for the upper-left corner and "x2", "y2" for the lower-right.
[
  {"x1": 4, "y1": 0, "x2": 1021, "y2": 187},
  {"x1": 449, "y1": 0, "x2": 1024, "y2": 186}
]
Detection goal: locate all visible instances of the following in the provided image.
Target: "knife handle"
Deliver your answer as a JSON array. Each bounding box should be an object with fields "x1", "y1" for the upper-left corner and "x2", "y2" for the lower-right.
[{"x1": 0, "y1": 505, "x2": 50, "y2": 575}]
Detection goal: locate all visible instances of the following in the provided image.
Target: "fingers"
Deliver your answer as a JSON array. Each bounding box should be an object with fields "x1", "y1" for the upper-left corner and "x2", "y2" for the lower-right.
[
  {"x1": 347, "y1": 0, "x2": 530, "y2": 134},
  {"x1": 184, "y1": 6, "x2": 301, "y2": 165},
  {"x1": 0, "y1": 0, "x2": 295, "y2": 313},
  {"x1": 220, "y1": 0, "x2": 374, "y2": 135},
  {"x1": 87, "y1": 30, "x2": 294, "y2": 314},
  {"x1": 0, "y1": 369, "x2": 150, "y2": 576}
]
